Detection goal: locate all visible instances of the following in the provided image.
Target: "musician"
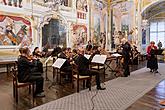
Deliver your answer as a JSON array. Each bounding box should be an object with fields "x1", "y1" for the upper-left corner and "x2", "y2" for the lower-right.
[
  {"x1": 32, "y1": 47, "x2": 43, "y2": 58},
  {"x1": 17, "y1": 47, "x2": 45, "y2": 97},
  {"x1": 147, "y1": 41, "x2": 158, "y2": 73},
  {"x1": 86, "y1": 40, "x2": 93, "y2": 52},
  {"x1": 74, "y1": 47, "x2": 105, "y2": 90},
  {"x1": 121, "y1": 39, "x2": 131, "y2": 77},
  {"x1": 51, "y1": 46, "x2": 62, "y2": 57},
  {"x1": 58, "y1": 47, "x2": 72, "y2": 81},
  {"x1": 132, "y1": 45, "x2": 139, "y2": 65},
  {"x1": 72, "y1": 49, "x2": 79, "y2": 61}
]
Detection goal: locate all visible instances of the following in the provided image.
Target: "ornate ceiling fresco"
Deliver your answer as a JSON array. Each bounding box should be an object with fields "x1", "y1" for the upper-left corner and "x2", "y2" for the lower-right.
[{"x1": 141, "y1": 0, "x2": 165, "y2": 20}]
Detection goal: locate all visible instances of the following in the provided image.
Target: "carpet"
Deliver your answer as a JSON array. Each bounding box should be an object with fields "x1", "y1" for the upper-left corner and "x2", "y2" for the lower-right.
[{"x1": 31, "y1": 63, "x2": 165, "y2": 110}]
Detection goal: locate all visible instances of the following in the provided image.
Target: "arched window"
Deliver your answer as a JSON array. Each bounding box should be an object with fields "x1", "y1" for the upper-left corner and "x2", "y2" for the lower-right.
[{"x1": 150, "y1": 20, "x2": 165, "y2": 47}]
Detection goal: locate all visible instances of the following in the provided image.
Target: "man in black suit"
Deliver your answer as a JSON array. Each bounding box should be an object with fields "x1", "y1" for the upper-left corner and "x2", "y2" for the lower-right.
[
  {"x1": 74, "y1": 48, "x2": 105, "y2": 90},
  {"x1": 122, "y1": 41, "x2": 131, "y2": 77}
]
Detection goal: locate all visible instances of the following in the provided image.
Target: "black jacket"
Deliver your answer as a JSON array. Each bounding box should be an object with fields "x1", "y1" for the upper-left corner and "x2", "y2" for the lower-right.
[
  {"x1": 17, "y1": 56, "x2": 35, "y2": 82},
  {"x1": 74, "y1": 54, "x2": 89, "y2": 75}
]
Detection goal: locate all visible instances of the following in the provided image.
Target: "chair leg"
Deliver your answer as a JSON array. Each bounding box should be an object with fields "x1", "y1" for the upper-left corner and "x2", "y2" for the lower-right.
[
  {"x1": 77, "y1": 79, "x2": 79, "y2": 92},
  {"x1": 89, "y1": 77, "x2": 91, "y2": 91},
  {"x1": 13, "y1": 84, "x2": 15, "y2": 98},
  {"x1": 72, "y1": 78, "x2": 74, "y2": 88},
  {"x1": 83, "y1": 80, "x2": 85, "y2": 89},
  {"x1": 15, "y1": 88, "x2": 18, "y2": 103},
  {"x1": 32, "y1": 84, "x2": 34, "y2": 103},
  {"x1": 29, "y1": 85, "x2": 31, "y2": 94}
]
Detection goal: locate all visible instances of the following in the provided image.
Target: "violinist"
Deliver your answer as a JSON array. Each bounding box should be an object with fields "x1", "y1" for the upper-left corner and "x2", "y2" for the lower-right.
[
  {"x1": 32, "y1": 47, "x2": 43, "y2": 58},
  {"x1": 147, "y1": 41, "x2": 158, "y2": 73},
  {"x1": 74, "y1": 47, "x2": 105, "y2": 90},
  {"x1": 58, "y1": 47, "x2": 72, "y2": 82},
  {"x1": 86, "y1": 40, "x2": 93, "y2": 53},
  {"x1": 17, "y1": 47, "x2": 45, "y2": 97}
]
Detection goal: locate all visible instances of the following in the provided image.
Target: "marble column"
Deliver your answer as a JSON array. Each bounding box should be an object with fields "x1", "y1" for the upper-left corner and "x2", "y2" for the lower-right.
[
  {"x1": 137, "y1": 0, "x2": 142, "y2": 53},
  {"x1": 107, "y1": 7, "x2": 112, "y2": 51}
]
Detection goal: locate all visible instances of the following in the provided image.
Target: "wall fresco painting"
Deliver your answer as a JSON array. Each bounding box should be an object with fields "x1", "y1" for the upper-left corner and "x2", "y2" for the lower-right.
[
  {"x1": 76, "y1": 0, "x2": 87, "y2": 12},
  {"x1": 72, "y1": 24, "x2": 87, "y2": 48},
  {"x1": 93, "y1": 14, "x2": 100, "y2": 45},
  {"x1": 0, "y1": 15, "x2": 32, "y2": 47}
]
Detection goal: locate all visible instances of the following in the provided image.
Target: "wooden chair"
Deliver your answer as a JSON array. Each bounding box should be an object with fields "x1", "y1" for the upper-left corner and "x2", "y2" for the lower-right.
[
  {"x1": 72, "y1": 63, "x2": 91, "y2": 92},
  {"x1": 11, "y1": 68, "x2": 34, "y2": 103},
  {"x1": 90, "y1": 63, "x2": 105, "y2": 82}
]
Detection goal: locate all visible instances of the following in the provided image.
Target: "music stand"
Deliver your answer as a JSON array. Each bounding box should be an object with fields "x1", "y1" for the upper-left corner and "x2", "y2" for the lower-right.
[
  {"x1": 48, "y1": 58, "x2": 66, "y2": 89},
  {"x1": 44, "y1": 56, "x2": 52, "y2": 81},
  {"x1": 151, "y1": 49, "x2": 161, "y2": 75}
]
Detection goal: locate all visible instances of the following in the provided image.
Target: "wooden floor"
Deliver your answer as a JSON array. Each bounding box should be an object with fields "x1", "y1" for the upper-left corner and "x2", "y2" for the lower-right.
[{"x1": 0, "y1": 60, "x2": 165, "y2": 110}]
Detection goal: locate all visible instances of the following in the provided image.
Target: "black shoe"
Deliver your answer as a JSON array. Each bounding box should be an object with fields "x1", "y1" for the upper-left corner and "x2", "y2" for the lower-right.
[
  {"x1": 150, "y1": 69, "x2": 153, "y2": 73},
  {"x1": 154, "y1": 70, "x2": 158, "y2": 73},
  {"x1": 35, "y1": 92, "x2": 45, "y2": 97},
  {"x1": 97, "y1": 87, "x2": 106, "y2": 90}
]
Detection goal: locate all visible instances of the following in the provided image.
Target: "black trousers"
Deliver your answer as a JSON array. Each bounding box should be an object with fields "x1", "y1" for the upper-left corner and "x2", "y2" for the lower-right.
[
  {"x1": 28, "y1": 75, "x2": 44, "y2": 94},
  {"x1": 80, "y1": 70, "x2": 101, "y2": 88},
  {"x1": 123, "y1": 56, "x2": 130, "y2": 77}
]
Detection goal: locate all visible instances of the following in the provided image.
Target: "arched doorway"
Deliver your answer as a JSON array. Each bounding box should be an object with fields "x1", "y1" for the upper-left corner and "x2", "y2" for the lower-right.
[
  {"x1": 42, "y1": 18, "x2": 67, "y2": 48},
  {"x1": 39, "y1": 13, "x2": 68, "y2": 49}
]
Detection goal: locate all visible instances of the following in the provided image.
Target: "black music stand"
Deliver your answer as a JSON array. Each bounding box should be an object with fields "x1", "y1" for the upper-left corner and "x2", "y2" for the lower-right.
[
  {"x1": 48, "y1": 58, "x2": 66, "y2": 89},
  {"x1": 44, "y1": 56, "x2": 52, "y2": 81},
  {"x1": 151, "y1": 49, "x2": 161, "y2": 75}
]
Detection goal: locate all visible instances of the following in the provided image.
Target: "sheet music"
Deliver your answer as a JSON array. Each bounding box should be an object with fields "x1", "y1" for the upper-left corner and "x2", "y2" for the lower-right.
[
  {"x1": 44, "y1": 56, "x2": 52, "y2": 64},
  {"x1": 84, "y1": 54, "x2": 91, "y2": 60},
  {"x1": 111, "y1": 53, "x2": 122, "y2": 57},
  {"x1": 52, "y1": 58, "x2": 66, "y2": 69},
  {"x1": 91, "y1": 54, "x2": 107, "y2": 64}
]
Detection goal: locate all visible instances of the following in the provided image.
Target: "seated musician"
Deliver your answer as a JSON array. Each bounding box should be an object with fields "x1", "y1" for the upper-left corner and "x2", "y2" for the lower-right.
[
  {"x1": 86, "y1": 40, "x2": 93, "y2": 52},
  {"x1": 58, "y1": 47, "x2": 72, "y2": 81},
  {"x1": 17, "y1": 47, "x2": 45, "y2": 97},
  {"x1": 32, "y1": 47, "x2": 43, "y2": 58},
  {"x1": 32, "y1": 47, "x2": 44, "y2": 73},
  {"x1": 51, "y1": 46, "x2": 62, "y2": 57},
  {"x1": 147, "y1": 41, "x2": 158, "y2": 73},
  {"x1": 74, "y1": 47, "x2": 105, "y2": 90}
]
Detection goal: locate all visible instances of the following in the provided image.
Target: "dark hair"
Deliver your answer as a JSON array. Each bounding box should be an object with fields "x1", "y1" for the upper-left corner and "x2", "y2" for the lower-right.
[
  {"x1": 19, "y1": 48, "x2": 24, "y2": 54},
  {"x1": 62, "y1": 47, "x2": 67, "y2": 52},
  {"x1": 34, "y1": 47, "x2": 39, "y2": 52},
  {"x1": 22, "y1": 47, "x2": 29, "y2": 55},
  {"x1": 32, "y1": 47, "x2": 39, "y2": 55},
  {"x1": 72, "y1": 49, "x2": 77, "y2": 54}
]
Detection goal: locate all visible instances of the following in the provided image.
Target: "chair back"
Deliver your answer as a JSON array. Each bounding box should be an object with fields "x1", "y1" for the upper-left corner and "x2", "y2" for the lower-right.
[
  {"x1": 71, "y1": 63, "x2": 79, "y2": 79},
  {"x1": 11, "y1": 68, "x2": 18, "y2": 86}
]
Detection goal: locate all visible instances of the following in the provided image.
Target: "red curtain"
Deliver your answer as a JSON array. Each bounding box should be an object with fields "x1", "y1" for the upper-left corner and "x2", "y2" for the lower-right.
[
  {"x1": 0, "y1": 15, "x2": 6, "y2": 22},
  {"x1": 0, "y1": 15, "x2": 32, "y2": 36},
  {"x1": 0, "y1": 15, "x2": 31, "y2": 26}
]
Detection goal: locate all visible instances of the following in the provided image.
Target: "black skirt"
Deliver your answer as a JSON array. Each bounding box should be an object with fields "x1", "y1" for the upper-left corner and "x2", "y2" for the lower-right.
[{"x1": 147, "y1": 56, "x2": 158, "y2": 70}]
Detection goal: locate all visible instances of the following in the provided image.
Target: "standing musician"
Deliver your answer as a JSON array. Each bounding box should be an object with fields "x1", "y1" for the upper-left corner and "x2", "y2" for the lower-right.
[
  {"x1": 17, "y1": 47, "x2": 45, "y2": 97},
  {"x1": 121, "y1": 39, "x2": 131, "y2": 77},
  {"x1": 147, "y1": 41, "x2": 158, "y2": 73},
  {"x1": 132, "y1": 45, "x2": 140, "y2": 65}
]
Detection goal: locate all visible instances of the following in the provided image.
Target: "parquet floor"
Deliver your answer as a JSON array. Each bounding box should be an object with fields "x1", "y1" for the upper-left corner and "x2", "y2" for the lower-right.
[{"x1": 1, "y1": 60, "x2": 165, "y2": 110}]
